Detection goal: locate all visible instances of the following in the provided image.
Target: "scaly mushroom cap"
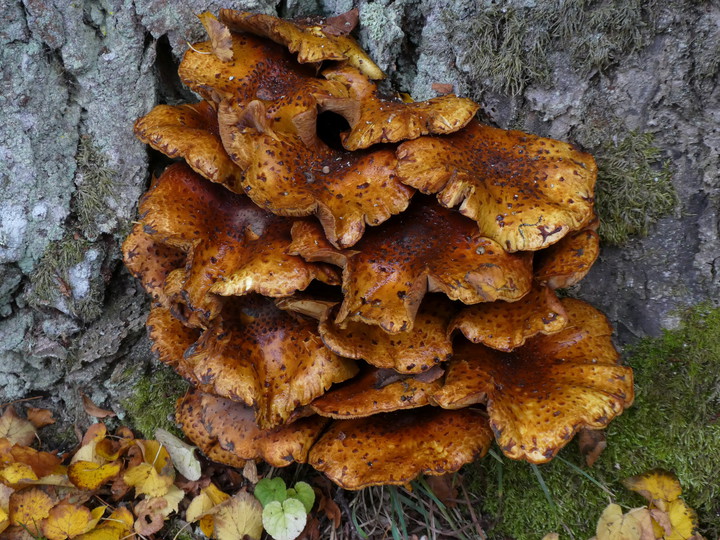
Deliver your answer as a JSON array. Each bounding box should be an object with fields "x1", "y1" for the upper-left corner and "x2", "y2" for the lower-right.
[
  {"x1": 318, "y1": 295, "x2": 456, "y2": 373},
  {"x1": 308, "y1": 408, "x2": 494, "y2": 489},
  {"x1": 320, "y1": 66, "x2": 480, "y2": 150},
  {"x1": 433, "y1": 298, "x2": 634, "y2": 463},
  {"x1": 397, "y1": 121, "x2": 597, "y2": 252},
  {"x1": 289, "y1": 198, "x2": 533, "y2": 333},
  {"x1": 179, "y1": 31, "x2": 317, "y2": 104},
  {"x1": 122, "y1": 223, "x2": 185, "y2": 309},
  {"x1": 310, "y1": 366, "x2": 443, "y2": 418},
  {"x1": 146, "y1": 306, "x2": 203, "y2": 386},
  {"x1": 449, "y1": 283, "x2": 568, "y2": 351},
  {"x1": 219, "y1": 10, "x2": 384, "y2": 80},
  {"x1": 219, "y1": 100, "x2": 414, "y2": 248},
  {"x1": 535, "y1": 228, "x2": 600, "y2": 289},
  {"x1": 177, "y1": 391, "x2": 328, "y2": 467},
  {"x1": 137, "y1": 163, "x2": 339, "y2": 324},
  {"x1": 134, "y1": 101, "x2": 243, "y2": 188},
  {"x1": 176, "y1": 391, "x2": 246, "y2": 468},
  {"x1": 186, "y1": 295, "x2": 358, "y2": 429}
]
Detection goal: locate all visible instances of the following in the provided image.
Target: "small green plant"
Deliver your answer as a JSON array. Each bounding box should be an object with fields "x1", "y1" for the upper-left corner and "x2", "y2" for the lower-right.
[{"x1": 254, "y1": 477, "x2": 315, "y2": 540}]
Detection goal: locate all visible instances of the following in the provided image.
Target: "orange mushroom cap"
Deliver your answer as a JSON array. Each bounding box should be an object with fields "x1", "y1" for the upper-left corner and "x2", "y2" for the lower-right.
[
  {"x1": 289, "y1": 198, "x2": 533, "y2": 333},
  {"x1": 186, "y1": 295, "x2": 358, "y2": 430},
  {"x1": 310, "y1": 366, "x2": 443, "y2": 419},
  {"x1": 449, "y1": 283, "x2": 568, "y2": 351},
  {"x1": 320, "y1": 66, "x2": 480, "y2": 150},
  {"x1": 179, "y1": 31, "x2": 317, "y2": 105},
  {"x1": 177, "y1": 391, "x2": 328, "y2": 467},
  {"x1": 433, "y1": 298, "x2": 634, "y2": 463},
  {"x1": 308, "y1": 408, "x2": 494, "y2": 489},
  {"x1": 146, "y1": 306, "x2": 203, "y2": 386},
  {"x1": 134, "y1": 101, "x2": 243, "y2": 188},
  {"x1": 397, "y1": 121, "x2": 597, "y2": 252},
  {"x1": 137, "y1": 163, "x2": 339, "y2": 324},
  {"x1": 219, "y1": 100, "x2": 414, "y2": 249},
  {"x1": 218, "y1": 10, "x2": 385, "y2": 80},
  {"x1": 122, "y1": 223, "x2": 185, "y2": 309},
  {"x1": 535, "y1": 227, "x2": 601, "y2": 289}
]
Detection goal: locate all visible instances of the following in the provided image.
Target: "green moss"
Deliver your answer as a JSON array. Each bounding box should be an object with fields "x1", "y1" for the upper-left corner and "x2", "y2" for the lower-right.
[
  {"x1": 595, "y1": 131, "x2": 678, "y2": 245},
  {"x1": 447, "y1": 0, "x2": 656, "y2": 97},
  {"x1": 122, "y1": 364, "x2": 189, "y2": 439},
  {"x1": 468, "y1": 302, "x2": 720, "y2": 539},
  {"x1": 74, "y1": 135, "x2": 116, "y2": 237},
  {"x1": 29, "y1": 234, "x2": 90, "y2": 305}
]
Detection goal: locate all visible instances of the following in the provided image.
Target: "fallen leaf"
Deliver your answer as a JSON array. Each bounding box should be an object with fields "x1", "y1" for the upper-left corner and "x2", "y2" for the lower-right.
[
  {"x1": 71, "y1": 424, "x2": 108, "y2": 465},
  {"x1": 263, "y1": 498, "x2": 307, "y2": 540},
  {"x1": 26, "y1": 408, "x2": 55, "y2": 429},
  {"x1": 316, "y1": 492, "x2": 341, "y2": 529},
  {"x1": 123, "y1": 463, "x2": 173, "y2": 498},
  {"x1": 10, "y1": 446, "x2": 62, "y2": 478},
  {"x1": 134, "y1": 497, "x2": 166, "y2": 536},
  {"x1": 0, "y1": 408, "x2": 36, "y2": 446},
  {"x1": 186, "y1": 483, "x2": 231, "y2": 537},
  {"x1": 1, "y1": 463, "x2": 39, "y2": 485},
  {"x1": 431, "y1": 83, "x2": 454, "y2": 95},
  {"x1": 579, "y1": 428, "x2": 607, "y2": 467},
  {"x1": 595, "y1": 503, "x2": 642, "y2": 540},
  {"x1": 42, "y1": 503, "x2": 94, "y2": 540},
  {"x1": 213, "y1": 491, "x2": 264, "y2": 540},
  {"x1": 426, "y1": 474, "x2": 458, "y2": 507},
  {"x1": 323, "y1": 9, "x2": 359, "y2": 36},
  {"x1": 154, "y1": 428, "x2": 201, "y2": 481},
  {"x1": 81, "y1": 395, "x2": 116, "y2": 419},
  {"x1": 623, "y1": 469, "x2": 682, "y2": 511},
  {"x1": 198, "y1": 12, "x2": 233, "y2": 61},
  {"x1": 242, "y1": 461, "x2": 259, "y2": 484},
  {"x1": 67, "y1": 461, "x2": 122, "y2": 491},
  {"x1": 665, "y1": 498, "x2": 698, "y2": 540},
  {"x1": 8, "y1": 487, "x2": 55, "y2": 536},
  {"x1": 75, "y1": 507, "x2": 133, "y2": 540},
  {"x1": 541, "y1": 534, "x2": 559, "y2": 540},
  {"x1": 625, "y1": 507, "x2": 656, "y2": 540}
]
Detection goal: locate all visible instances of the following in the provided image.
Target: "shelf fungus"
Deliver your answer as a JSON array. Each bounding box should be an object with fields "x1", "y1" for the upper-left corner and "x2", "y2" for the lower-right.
[{"x1": 126, "y1": 8, "x2": 632, "y2": 491}]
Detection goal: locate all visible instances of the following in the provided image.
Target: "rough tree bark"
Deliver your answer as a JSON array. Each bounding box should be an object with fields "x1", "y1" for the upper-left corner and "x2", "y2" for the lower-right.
[{"x1": 0, "y1": 0, "x2": 718, "y2": 439}]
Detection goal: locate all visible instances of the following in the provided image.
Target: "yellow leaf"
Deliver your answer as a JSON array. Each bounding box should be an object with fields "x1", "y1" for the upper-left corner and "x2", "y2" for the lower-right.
[
  {"x1": 9, "y1": 487, "x2": 55, "y2": 536},
  {"x1": 42, "y1": 503, "x2": 94, "y2": 540},
  {"x1": 138, "y1": 440, "x2": 172, "y2": 476},
  {"x1": 95, "y1": 438, "x2": 134, "y2": 461},
  {"x1": 0, "y1": 408, "x2": 36, "y2": 446},
  {"x1": 213, "y1": 491, "x2": 263, "y2": 540},
  {"x1": 1, "y1": 463, "x2": 39, "y2": 485},
  {"x1": 75, "y1": 507, "x2": 133, "y2": 540},
  {"x1": 186, "y1": 483, "x2": 231, "y2": 537},
  {"x1": 623, "y1": 469, "x2": 682, "y2": 509},
  {"x1": 0, "y1": 506, "x2": 9, "y2": 534},
  {"x1": 123, "y1": 463, "x2": 172, "y2": 497},
  {"x1": 71, "y1": 424, "x2": 108, "y2": 465},
  {"x1": 68, "y1": 461, "x2": 122, "y2": 491},
  {"x1": 595, "y1": 503, "x2": 643, "y2": 540},
  {"x1": 665, "y1": 499, "x2": 698, "y2": 540},
  {"x1": 10, "y1": 445, "x2": 63, "y2": 477}
]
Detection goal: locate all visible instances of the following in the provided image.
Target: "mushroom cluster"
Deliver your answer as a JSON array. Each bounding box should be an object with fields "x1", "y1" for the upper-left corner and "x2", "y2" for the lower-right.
[{"x1": 123, "y1": 10, "x2": 634, "y2": 490}]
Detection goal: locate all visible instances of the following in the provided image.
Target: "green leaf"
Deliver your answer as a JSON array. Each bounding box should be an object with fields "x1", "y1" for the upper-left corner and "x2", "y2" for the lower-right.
[
  {"x1": 255, "y1": 477, "x2": 287, "y2": 507},
  {"x1": 287, "y1": 481, "x2": 315, "y2": 513},
  {"x1": 262, "y1": 498, "x2": 307, "y2": 540}
]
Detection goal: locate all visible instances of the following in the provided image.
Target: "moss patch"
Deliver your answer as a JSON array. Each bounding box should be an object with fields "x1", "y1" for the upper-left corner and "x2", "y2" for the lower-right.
[
  {"x1": 74, "y1": 135, "x2": 116, "y2": 238},
  {"x1": 595, "y1": 131, "x2": 677, "y2": 245},
  {"x1": 446, "y1": 0, "x2": 657, "y2": 96},
  {"x1": 122, "y1": 364, "x2": 189, "y2": 439},
  {"x1": 468, "y1": 302, "x2": 720, "y2": 538},
  {"x1": 29, "y1": 234, "x2": 90, "y2": 305}
]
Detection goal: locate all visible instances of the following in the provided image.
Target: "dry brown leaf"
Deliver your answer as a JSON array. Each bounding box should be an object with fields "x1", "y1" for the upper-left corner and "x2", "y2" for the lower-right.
[
  {"x1": 80, "y1": 395, "x2": 116, "y2": 419},
  {"x1": 322, "y1": 9, "x2": 359, "y2": 35},
  {"x1": 578, "y1": 428, "x2": 607, "y2": 467},
  {"x1": 425, "y1": 474, "x2": 458, "y2": 508},
  {"x1": 26, "y1": 408, "x2": 55, "y2": 429},
  {"x1": 0, "y1": 407, "x2": 36, "y2": 446},
  {"x1": 198, "y1": 12, "x2": 234, "y2": 61}
]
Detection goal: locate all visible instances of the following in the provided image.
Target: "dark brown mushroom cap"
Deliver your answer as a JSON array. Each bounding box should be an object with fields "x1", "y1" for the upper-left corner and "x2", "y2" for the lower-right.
[
  {"x1": 178, "y1": 31, "x2": 317, "y2": 104},
  {"x1": 449, "y1": 283, "x2": 568, "y2": 351},
  {"x1": 186, "y1": 295, "x2": 358, "y2": 430},
  {"x1": 320, "y1": 66, "x2": 480, "y2": 150},
  {"x1": 535, "y1": 228, "x2": 600, "y2": 289},
  {"x1": 146, "y1": 306, "x2": 203, "y2": 386},
  {"x1": 134, "y1": 101, "x2": 243, "y2": 188},
  {"x1": 137, "y1": 163, "x2": 339, "y2": 324},
  {"x1": 220, "y1": 101, "x2": 414, "y2": 249},
  {"x1": 397, "y1": 121, "x2": 597, "y2": 252},
  {"x1": 289, "y1": 198, "x2": 533, "y2": 334},
  {"x1": 318, "y1": 295, "x2": 456, "y2": 373},
  {"x1": 219, "y1": 10, "x2": 384, "y2": 80},
  {"x1": 175, "y1": 391, "x2": 246, "y2": 468},
  {"x1": 433, "y1": 298, "x2": 634, "y2": 463},
  {"x1": 310, "y1": 367, "x2": 443, "y2": 418},
  {"x1": 122, "y1": 223, "x2": 185, "y2": 309},
  {"x1": 177, "y1": 391, "x2": 328, "y2": 467},
  {"x1": 308, "y1": 408, "x2": 494, "y2": 489}
]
